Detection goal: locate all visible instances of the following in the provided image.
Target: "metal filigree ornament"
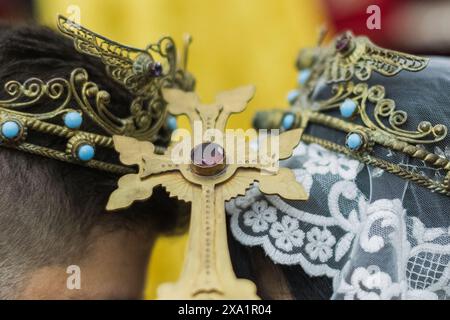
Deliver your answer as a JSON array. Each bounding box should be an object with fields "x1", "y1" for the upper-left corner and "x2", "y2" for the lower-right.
[
  {"x1": 294, "y1": 31, "x2": 429, "y2": 98},
  {"x1": 0, "y1": 16, "x2": 194, "y2": 173},
  {"x1": 325, "y1": 31, "x2": 429, "y2": 82},
  {"x1": 106, "y1": 86, "x2": 308, "y2": 299},
  {"x1": 255, "y1": 31, "x2": 450, "y2": 196}
]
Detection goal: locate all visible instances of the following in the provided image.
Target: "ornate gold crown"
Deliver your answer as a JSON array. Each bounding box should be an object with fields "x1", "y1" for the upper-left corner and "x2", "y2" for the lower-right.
[
  {"x1": 254, "y1": 31, "x2": 450, "y2": 196},
  {"x1": 0, "y1": 15, "x2": 194, "y2": 174}
]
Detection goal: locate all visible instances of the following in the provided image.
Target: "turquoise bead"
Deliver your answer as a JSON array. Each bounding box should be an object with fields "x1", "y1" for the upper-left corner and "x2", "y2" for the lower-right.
[
  {"x1": 64, "y1": 112, "x2": 83, "y2": 129},
  {"x1": 167, "y1": 116, "x2": 177, "y2": 131},
  {"x1": 287, "y1": 90, "x2": 299, "y2": 105},
  {"x1": 340, "y1": 99, "x2": 357, "y2": 118},
  {"x1": 1, "y1": 121, "x2": 21, "y2": 139},
  {"x1": 346, "y1": 133, "x2": 363, "y2": 151},
  {"x1": 282, "y1": 113, "x2": 295, "y2": 130},
  {"x1": 297, "y1": 69, "x2": 311, "y2": 85},
  {"x1": 77, "y1": 144, "x2": 95, "y2": 162}
]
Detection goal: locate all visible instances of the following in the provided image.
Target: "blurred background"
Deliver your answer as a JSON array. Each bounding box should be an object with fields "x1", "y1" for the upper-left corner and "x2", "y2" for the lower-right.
[{"x1": 2, "y1": 0, "x2": 449, "y2": 299}]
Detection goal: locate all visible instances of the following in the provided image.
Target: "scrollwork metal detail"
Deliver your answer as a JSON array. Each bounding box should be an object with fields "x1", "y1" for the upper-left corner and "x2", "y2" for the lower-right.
[
  {"x1": 324, "y1": 31, "x2": 429, "y2": 83},
  {"x1": 256, "y1": 31, "x2": 450, "y2": 195},
  {"x1": 0, "y1": 15, "x2": 194, "y2": 174},
  {"x1": 317, "y1": 82, "x2": 448, "y2": 144}
]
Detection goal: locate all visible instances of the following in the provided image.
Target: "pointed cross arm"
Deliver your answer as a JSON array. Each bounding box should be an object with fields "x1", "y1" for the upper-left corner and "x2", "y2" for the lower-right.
[
  {"x1": 106, "y1": 85, "x2": 309, "y2": 300},
  {"x1": 162, "y1": 85, "x2": 255, "y2": 132}
]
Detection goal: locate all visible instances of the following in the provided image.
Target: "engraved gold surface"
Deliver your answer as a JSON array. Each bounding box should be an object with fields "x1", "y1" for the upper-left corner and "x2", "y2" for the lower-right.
[{"x1": 107, "y1": 86, "x2": 308, "y2": 299}]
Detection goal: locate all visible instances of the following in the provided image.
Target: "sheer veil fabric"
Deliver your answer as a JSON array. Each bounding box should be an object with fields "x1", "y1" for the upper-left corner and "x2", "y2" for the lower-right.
[{"x1": 226, "y1": 57, "x2": 450, "y2": 300}]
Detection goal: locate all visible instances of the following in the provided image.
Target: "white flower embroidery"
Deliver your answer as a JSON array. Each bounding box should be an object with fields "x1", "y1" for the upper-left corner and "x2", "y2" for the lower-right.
[
  {"x1": 305, "y1": 227, "x2": 336, "y2": 262},
  {"x1": 226, "y1": 141, "x2": 450, "y2": 300},
  {"x1": 339, "y1": 267, "x2": 402, "y2": 300},
  {"x1": 411, "y1": 216, "x2": 446, "y2": 244},
  {"x1": 243, "y1": 200, "x2": 277, "y2": 233},
  {"x1": 303, "y1": 144, "x2": 361, "y2": 180},
  {"x1": 360, "y1": 199, "x2": 405, "y2": 253},
  {"x1": 269, "y1": 216, "x2": 305, "y2": 252}
]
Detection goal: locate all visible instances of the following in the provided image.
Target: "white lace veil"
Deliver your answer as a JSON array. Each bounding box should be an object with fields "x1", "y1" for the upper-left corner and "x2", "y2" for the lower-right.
[{"x1": 226, "y1": 56, "x2": 450, "y2": 300}]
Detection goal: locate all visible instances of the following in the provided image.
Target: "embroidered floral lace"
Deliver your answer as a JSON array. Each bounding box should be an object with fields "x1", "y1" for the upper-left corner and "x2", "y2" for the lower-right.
[{"x1": 226, "y1": 142, "x2": 450, "y2": 300}]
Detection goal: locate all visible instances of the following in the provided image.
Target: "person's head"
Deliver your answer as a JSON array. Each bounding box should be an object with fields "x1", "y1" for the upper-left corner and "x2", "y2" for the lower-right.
[
  {"x1": 239, "y1": 31, "x2": 450, "y2": 300},
  {"x1": 0, "y1": 24, "x2": 188, "y2": 300}
]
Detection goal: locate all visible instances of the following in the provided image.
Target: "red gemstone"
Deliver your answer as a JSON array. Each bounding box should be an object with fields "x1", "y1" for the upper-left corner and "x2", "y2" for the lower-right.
[
  {"x1": 335, "y1": 33, "x2": 352, "y2": 53},
  {"x1": 151, "y1": 62, "x2": 163, "y2": 77},
  {"x1": 190, "y1": 142, "x2": 226, "y2": 176}
]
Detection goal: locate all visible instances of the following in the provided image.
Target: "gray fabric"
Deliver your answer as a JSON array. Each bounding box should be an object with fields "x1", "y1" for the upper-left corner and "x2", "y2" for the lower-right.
[
  {"x1": 309, "y1": 56, "x2": 450, "y2": 229},
  {"x1": 226, "y1": 56, "x2": 450, "y2": 300}
]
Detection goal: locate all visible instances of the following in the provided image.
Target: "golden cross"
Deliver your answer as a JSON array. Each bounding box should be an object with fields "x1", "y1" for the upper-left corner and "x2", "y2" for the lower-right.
[{"x1": 106, "y1": 85, "x2": 308, "y2": 300}]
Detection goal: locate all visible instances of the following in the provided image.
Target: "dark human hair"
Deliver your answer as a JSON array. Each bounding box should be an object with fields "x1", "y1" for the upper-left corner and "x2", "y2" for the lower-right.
[
  {"x1": 0, "y1": 24, "x2": 189, "y2": 298},
  {"x1": 0, "y1": 23, "x2": 332, "y2": 300}
]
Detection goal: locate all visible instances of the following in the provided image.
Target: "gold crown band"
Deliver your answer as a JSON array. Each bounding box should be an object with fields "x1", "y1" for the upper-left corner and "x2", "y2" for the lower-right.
[
  {"x1": 254, "y1": 109, "x2": 450, "y2": 196},
  {"x1": 302, "y1": 133, "x2": 450, "y2": 197},
  {"x1": 255, "y1": 30, "x2": 450, "y2": 196},
  {"x1": 0, "y1": 16, "x2": 192, "y2": 174},
  {"x1": 5, "y1": 140, "x2": 133, "y2": 175}
]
